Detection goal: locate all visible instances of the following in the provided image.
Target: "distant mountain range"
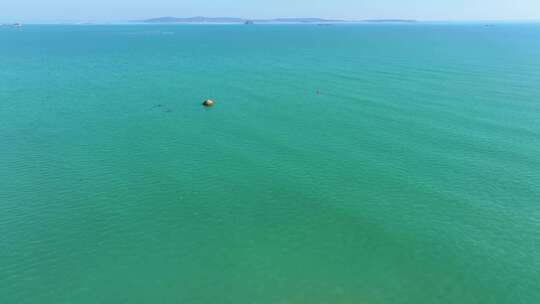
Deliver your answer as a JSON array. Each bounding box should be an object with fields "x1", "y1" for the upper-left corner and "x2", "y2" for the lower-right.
[{"x1": 137, "y1": 17, "x2": 416, "y2": 24}]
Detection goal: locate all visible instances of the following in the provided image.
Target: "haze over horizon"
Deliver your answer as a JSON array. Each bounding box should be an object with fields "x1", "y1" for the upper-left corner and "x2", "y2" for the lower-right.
[{"x1": 2, "y1": 0, "x2": 540, "y2": 23}]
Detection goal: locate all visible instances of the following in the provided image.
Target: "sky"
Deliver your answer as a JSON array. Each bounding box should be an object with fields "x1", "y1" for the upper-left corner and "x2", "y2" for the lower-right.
[{"x1": 2, "y1": 0, "x2": 540, "y2": 23}]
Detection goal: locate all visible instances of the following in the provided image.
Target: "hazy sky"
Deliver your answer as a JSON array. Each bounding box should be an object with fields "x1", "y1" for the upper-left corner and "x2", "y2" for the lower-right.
[{"x1": 2, "y1": 0, "x2": 540, "y2": 22}]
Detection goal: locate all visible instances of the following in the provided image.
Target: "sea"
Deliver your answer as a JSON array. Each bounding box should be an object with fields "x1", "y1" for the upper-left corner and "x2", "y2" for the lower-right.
[{"x1": 1, "y1": 23, "x2": 539, "y2": 304}]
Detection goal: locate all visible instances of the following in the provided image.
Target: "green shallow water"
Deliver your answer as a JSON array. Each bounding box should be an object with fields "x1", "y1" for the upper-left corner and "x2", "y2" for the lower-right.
[{"x1": 1, "y1": 23, "x2": 540, "y2": 303}]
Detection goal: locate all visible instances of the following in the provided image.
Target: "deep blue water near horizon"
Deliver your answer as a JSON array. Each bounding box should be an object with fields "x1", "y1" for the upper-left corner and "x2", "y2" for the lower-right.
[{"x1": 1, "y1": 23, "x2": 540, "y2": 303}]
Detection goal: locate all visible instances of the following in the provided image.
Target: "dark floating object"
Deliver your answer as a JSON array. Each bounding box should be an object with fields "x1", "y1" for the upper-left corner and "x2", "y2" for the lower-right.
[
  {"x1": 202, "y1": 99, "x2": 215, "y2": 107},
  {"x1": 150, "y1": 104, "x2": 172, "y2": 113},
  {"x1": 316, "y1": 90, "x2": 320, "y2": 95}
]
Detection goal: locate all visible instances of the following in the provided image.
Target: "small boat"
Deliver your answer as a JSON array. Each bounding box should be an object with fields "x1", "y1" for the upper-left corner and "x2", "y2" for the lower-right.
[{"x1": 202, "y1": 99, "x2": 215, "y2": 107}]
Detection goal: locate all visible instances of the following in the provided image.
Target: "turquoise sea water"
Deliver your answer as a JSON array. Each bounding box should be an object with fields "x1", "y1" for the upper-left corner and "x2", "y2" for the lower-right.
[{"x1": 1, "y1": 23, "x2": 540, "y2": 303}]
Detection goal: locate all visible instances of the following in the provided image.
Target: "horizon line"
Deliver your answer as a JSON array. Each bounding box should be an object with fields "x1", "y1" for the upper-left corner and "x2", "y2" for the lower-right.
[{"x1": 3, "y1": 16, "x2": 540, "y2": 24}]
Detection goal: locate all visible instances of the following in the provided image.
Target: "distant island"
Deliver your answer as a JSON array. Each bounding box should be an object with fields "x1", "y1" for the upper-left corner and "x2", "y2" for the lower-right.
[
  {"x1": 364, "y1": 19, "x2": 417, "y2": 23},
  {"x1": 141, "y1": 17, "x2": 248, "y2": 23},
  {"x1": 1, "y1": 23, "x2": 22, "y2": 27},
  {"x1": 136, "y1": 16, "x2": 417, "y2": 24}
]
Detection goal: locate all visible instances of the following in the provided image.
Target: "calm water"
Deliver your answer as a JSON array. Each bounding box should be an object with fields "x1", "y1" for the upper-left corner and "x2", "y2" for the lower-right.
[{"x1": 1, "y1": 23, "x2": 540, "y2": 303}]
